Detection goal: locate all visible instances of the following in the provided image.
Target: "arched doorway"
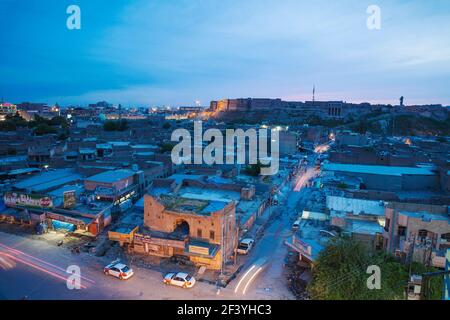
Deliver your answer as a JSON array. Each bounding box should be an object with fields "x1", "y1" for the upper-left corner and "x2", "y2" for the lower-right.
[{"x1": 174, "y1": 220, "x2": 190, "y2": 237}]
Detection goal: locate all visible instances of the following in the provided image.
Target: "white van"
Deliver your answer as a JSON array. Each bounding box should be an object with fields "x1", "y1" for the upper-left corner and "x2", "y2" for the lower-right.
[
  {"x1": 292, "y1": 220, "x2": 301, "y2": 231},
  {"x1": 237, "y1": 238, "x2": 255, "y2": 255}
]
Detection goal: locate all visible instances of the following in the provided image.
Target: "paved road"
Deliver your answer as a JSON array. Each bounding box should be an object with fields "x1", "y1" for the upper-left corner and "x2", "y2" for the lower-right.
[
  {"x1": 0, "y1": 231, "x2": 220, "y2": 300},
  {"x1": 0, "y1": 226, "x2": 290, "y2": 300},
  {"x1": 0, "y1": 155, "x2": 319, "y2": 300},
  {"x1": 232, "y1": 154, "x2": 319, "y2": 299}
]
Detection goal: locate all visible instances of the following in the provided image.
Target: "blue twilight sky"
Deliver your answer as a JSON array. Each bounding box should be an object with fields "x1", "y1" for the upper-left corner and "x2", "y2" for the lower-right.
[{"x1": 1, "y1": 0, "x2": 449, "y2": 107}]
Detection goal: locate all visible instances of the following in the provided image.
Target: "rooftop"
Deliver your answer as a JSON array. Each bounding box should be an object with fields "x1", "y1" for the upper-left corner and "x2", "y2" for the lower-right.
[
  {"x1": 399, "y1": 211, "x2": 450, "y2": 223},
  {"x1": 322, "y1": 163, "x2": 436, "y2": 176},
  {"x1": 347, "y1": 220, "x2": 384, "y2": 235},
  {"x1": 12, "y1": 169, "x2": 82, "y2": 193},
  {"x1": 7, "y1": 168, "x2": 41, "y2": 176},
  {"x1": 0, "y1": 156, "x2": 27, "y2": 165},
  {"x1": 178, "y1": 186, "x2": 241, "y2": 203},
  {"x1": 326, "y1": 195, "x2": 385, "y2": 216},
  {"x1": 131, "y1": 144, "x2": 159, "y2": 149},
  {"x1": 108, "y1": 141, "x2": 131, "y2": 147},
  {"x1": 159, "y1": 194, "x2": 230, "y2": 215},
  {"x1": 86, "y1": 169, "x2": 135, "y2": 183},
  {"x1": 79, "y1": 148, "x2": 96, "y2": 154}
]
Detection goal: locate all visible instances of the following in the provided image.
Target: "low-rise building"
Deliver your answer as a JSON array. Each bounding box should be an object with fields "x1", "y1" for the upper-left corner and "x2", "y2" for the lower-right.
[
  {"x1": 322, "y1": 162, "x2": 439, "y2": 191},
  {"x1": 84, "y1": 169, "x2": 144, "y2": 205},
  {"x1": 384, "y1": 202, "x2": 450, "y2": 268},
  {"x1": 131, "y1": 194, "x2": 238, "y2": 270}
]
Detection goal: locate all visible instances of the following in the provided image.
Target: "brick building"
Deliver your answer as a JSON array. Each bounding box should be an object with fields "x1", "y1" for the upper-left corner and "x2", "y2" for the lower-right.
[{"x1": 134, "y1": 194, "x2": 238, "y2": 270}]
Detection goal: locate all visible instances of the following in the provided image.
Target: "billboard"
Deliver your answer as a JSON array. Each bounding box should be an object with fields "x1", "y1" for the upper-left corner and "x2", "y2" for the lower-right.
[
  {"x1": 3, "y1": 192, "x2": 53, "y2": 209},
  {"x1": 63, "y1": 190, "x2": 76, "y2": 209}
]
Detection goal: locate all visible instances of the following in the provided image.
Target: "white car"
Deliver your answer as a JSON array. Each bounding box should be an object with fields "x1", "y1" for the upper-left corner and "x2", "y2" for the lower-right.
[
  {"x1": 237, "y1": 238, "x2": 255, "y2": 255},
  {"x1": 163, "y1": 272, "x2": 196, "y2": 288},
  {"x1": 103, "y1": 262, "x2": 134, "y2": 280},
  {"x1": 292, "y1": 220, "x2": 301, "y2": 231}
]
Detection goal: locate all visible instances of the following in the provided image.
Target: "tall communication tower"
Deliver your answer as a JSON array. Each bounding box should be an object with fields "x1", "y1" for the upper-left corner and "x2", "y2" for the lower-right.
[{"x1": 312, "y1": 84, "x2": 316, "y2": 103}]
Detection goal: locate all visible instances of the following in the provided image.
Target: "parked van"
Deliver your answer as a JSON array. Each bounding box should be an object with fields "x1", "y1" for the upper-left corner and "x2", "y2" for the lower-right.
[{"x1": 292, "y1": 220, "x2": 301, "y2": 231}]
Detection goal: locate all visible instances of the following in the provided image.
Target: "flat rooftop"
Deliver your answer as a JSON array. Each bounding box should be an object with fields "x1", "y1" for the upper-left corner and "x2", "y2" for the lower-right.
[
  {"x1": 0, "y1": 156, "x2": 27, "y2": 165},
  {"x1": 347, "y1": 220, "x2": 384, "y2": 235},
  {"x1": 327, "y1": 195, "x2": 385, "y2": 216},
  {"x1": 159, "y1": 194, "x2": 230, "y2": 215},
  {"x1": 131, "y1": 144, "x2": 159, "y2": 149},
  {"x1": 86, "y1": 169, "x2": 135, "y2": 183},
  {"x1": 323, "y1": 163, "x2": 435, "y2": 176},
  {"x1": 178, "y1": 186, "x2": 241, "y2": 203},
  {"x1": 69, "y1": 201, "x2": 112, "y2": 216},
  {"x1": 12, "y1": 169, "x2": 82, "y2": 193},
  {"x1": 167, "y1": 174, "x2": 205, "y2": 184},
  {"x1": 399, "y1": 211, "x2": 450, "y2": 223},
  {"x1": 8, "y1": 168, "x2": 41, "y2": 176},
  {"x1": 108, "y1": 141, "x2": 131, "y2": 147}
]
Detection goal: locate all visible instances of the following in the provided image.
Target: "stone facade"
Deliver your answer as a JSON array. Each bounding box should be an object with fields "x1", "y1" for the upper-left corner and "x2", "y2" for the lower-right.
[{"x1": 139, "y1": 194, "x2": 238, "y2": 270}]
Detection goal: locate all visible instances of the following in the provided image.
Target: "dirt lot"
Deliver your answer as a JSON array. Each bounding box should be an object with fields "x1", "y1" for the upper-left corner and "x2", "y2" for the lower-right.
[{"x1": 285, "y1": 251, "x2": 311, "y2": 300}]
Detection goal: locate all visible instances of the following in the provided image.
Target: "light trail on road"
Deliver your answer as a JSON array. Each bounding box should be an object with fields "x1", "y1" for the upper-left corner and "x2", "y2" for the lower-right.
[
  {"x1": 294, "y1": 167, "x2": 319, "y2": 192},
  {"x1": 234, "y1": 265, "x2": 256, "y2": 293},
  {"x1": 242, "y1": 267, "x2": 263, "y2": 295},
  {"x1": 314, "y1": 143, "x2": 330, "y2": 154},
  {"x1": 0, "y1": 255, "x2": 16, "y2": 270},
  {"x1": 0, "y1": 242, "x2": 96, "y2": 286},
  {"x1": 234, "y1": 258, "x2": 267, "y2": 296},
  {"x1": 0, "y1": 252, "x2": 88, "y2": 289}
]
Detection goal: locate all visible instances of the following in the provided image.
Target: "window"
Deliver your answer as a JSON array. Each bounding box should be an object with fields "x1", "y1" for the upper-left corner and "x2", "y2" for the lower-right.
[
  {"x1": 418, "y1": 229, "x2": 428, "y2": 238},
  {"x1": 441, "y1": 233, "x2": 450, "y2": 242},
  {"x1": 209, "y1": 230, "x2": 215, "y2": 240},
  {"x1": 384, "y1": 218, "x2": 390, "y2": 232},
  {"x1": 197, "y1": 229, "x2": 202, "y2": 238},
  {"x1": 398, "y1": 226, "x2": 406, "y2": 237}
]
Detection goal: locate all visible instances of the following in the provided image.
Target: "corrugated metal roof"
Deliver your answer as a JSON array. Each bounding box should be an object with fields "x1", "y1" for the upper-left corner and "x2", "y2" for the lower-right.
[
  {"x1": 326, "y1": 195, "x2": 385, "y2": 216},
  {"x1": 13, "y1": 169, "x2": 82, "y2": 192},
  {"x1": 323, "y1": 163, "x2": 435, "y2": 176},
  {"x1": 86, "y1": 169, "x2": 135, "y2": 183}
]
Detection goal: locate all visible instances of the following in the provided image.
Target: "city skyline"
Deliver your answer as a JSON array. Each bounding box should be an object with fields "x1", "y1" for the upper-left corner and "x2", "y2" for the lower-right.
[{"x1": 1, "y1": 0, "x2": 450, "y2": 107}]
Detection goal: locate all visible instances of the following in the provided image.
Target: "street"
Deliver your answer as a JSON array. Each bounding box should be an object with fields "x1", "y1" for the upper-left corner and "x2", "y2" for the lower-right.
[{"x1": 0, "y1": 155, "x2": 318, "y2": 300}]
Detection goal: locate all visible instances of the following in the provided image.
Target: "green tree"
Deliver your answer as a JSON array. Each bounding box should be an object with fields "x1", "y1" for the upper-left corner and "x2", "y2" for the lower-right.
[
  {"x1": 308, "y1": 237, "x2": 442, "y2": 300},
  {"x1": 243, "y1": 161, "x2": 269, "y2": 177},
  {"x1": 49, "y1": 116, "x2": 69, "y2": 128},
  {"x1": 0, "y1": 113, "x2": 28, "y2": 131},
  {"x1": 159, "y1": 142, "x2": 175, "y2": 153},
  {"x1": 103, "y1": 119, "x2": 129, "y2": 131},
  {"x1": 34, "y1": 123, "x2": 57, "y2": 135}
]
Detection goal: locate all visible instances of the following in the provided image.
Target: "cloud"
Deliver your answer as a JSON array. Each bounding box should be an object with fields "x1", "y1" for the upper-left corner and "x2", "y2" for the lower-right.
[{"x1": 3, "y1": 0, "x2": 450, "y2": 105}]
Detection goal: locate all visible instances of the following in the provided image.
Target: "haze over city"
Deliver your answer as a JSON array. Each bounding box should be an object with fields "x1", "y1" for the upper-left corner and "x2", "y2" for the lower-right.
[{"x1": 1, "y1": 0, "x2": 450, "y2": 106}]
